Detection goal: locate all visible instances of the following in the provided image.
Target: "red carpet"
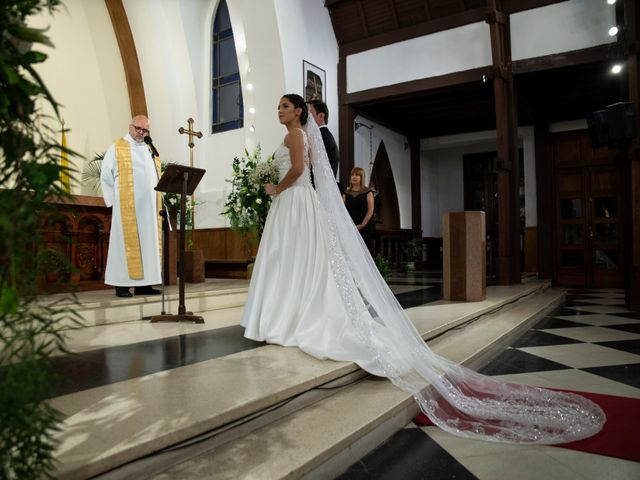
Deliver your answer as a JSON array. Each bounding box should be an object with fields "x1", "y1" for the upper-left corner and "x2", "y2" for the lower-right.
[{"x1": 413, "y1": 389, "x2": 640, "y2": 462}]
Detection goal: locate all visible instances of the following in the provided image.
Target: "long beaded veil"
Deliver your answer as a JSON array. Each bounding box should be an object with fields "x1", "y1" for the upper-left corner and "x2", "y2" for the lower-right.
[{"x1": 303, "y1": 115, "x2": 605, "y2": 444}]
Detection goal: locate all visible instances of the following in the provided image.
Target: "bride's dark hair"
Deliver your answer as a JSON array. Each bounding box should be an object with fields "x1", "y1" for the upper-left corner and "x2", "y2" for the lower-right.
[{"x1": 282, "y1": 94, "x2": 308, "y2": 125}]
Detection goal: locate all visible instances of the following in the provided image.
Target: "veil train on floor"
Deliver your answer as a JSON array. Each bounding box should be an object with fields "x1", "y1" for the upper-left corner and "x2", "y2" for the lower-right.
[{"x1": 303, "y1": 115, "x2": 605, "y2": 444}]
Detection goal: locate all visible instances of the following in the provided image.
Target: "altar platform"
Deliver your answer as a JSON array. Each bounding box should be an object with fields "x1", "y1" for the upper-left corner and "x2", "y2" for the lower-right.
[{"x1": 46, "y1": 276, "x2": 565, "y2": 479}]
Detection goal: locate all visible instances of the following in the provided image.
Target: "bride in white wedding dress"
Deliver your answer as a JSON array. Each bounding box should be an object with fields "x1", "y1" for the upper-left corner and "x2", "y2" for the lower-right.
[{"x1": 241, "y1": 94, "x2": 605, "y2": 444}]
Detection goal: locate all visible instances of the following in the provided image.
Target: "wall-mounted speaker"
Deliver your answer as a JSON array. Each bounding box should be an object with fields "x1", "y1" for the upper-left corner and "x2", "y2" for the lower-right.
[{"x1": 587, "y1": 102, "x2": 636, "y2": 149}]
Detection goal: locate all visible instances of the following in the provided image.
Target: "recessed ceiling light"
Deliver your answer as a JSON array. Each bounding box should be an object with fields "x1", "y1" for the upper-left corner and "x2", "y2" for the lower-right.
[
  {"x1": 609, "y1": 26, "x2": 619, "y2": 36},
  {"x1": 611, "y1": 64, "x2": 622, "y2": 74}
]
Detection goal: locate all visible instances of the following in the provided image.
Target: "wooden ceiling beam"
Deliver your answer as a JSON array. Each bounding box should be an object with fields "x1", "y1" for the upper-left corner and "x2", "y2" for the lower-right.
[
  {"x1": 356, "y1": 0, "x2": 369, "y2": 37},
  {"x1": 104, "y1": 0, "x2": 147, "y2": 117},
  {"x1": 423, "y1": 0, "x2": 432, "y2": 20},
  {"x1": 339, "y1": 6, "x2": 487, "y2": 56},
  {"x1": 512, "y1": 43, "x2": 625, "y2": 75},
  {"x1": 388, "y1": 0, "x2": 400, "y2": 29}
]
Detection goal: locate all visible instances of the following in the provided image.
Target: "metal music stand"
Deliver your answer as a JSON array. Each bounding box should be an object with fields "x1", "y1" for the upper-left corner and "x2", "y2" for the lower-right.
[{"x1": 151, "y1": 164, "x2": 206, "y2": 323}]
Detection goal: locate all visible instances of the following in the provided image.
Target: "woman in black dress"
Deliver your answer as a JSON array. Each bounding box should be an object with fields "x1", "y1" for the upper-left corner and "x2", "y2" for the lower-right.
[{"x1": 342, "y1": 167, "x2": 375, "y2": 252}]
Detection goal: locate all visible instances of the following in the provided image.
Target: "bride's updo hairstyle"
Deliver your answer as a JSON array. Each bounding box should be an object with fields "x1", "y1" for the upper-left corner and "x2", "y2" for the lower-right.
[{"x1": 283, "y1": 93, "x2": 308, "y2": 125}]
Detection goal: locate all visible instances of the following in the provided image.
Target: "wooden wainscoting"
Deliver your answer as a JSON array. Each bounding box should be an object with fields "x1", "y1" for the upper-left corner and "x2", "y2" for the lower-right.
[{"x1": 191, "y1": 228, "x2": 256, "y2": 279}]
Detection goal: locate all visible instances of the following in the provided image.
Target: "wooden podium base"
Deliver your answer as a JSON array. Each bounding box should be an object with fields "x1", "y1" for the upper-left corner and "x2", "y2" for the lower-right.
[{"x1": 150, "y1": 313, "x2": 204, "y2": 324}]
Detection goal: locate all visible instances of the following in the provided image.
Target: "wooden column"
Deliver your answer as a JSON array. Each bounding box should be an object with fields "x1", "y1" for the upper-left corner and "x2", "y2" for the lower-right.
[
  {"x1": 534, "y1": 123, "x2": 552, "y2": 279},
  {"x1": 487, "y1": 0, "x2": 521, "y2": 285},
  {"x1": 410, "y1": 136, "x2": 422, "y2": 232},
  {"x1": 105, "y1": 0, "x2": 148, "y2": 117},
  {"x1": 625, "y1": 0, "x2": 640, "y2": 306},
  {"x1": 338, "y1": 54, "x2": 356, "y2": 183}
]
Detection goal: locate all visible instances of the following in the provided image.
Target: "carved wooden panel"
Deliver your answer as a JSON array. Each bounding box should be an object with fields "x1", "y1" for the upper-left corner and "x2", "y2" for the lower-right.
[{"x1": 39, "y1": 196, "x2": 111, "y2": 292}]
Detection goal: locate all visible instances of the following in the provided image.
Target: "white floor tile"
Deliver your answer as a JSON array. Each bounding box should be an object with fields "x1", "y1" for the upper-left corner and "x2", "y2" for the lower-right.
[
  {"x1": 551, "y1": 314, "x2": 640, "y2": 326},
  {"x1": 518, "y1": 343, "x2": 640, "y2": 368},
  {"x1": 540, "y1": 326, "x2": 640, "y2": 343},
  {"x1": 544, "y1": 447, "x2": 640, "y2": 480},
  {"x1": 577, "y1": 298, "x2": 627, "y2": 306},
  {"x1": 565, "y1": 306, "x2": 632, "y2": 315},
  {"x1": 573, "y1": 293, "x2": 626, "y2": 299},
  {"x1": 493, "y1": 369, "x2": 640, "y2": 398},
  {"x1": 457, "y1": 448, "x2": 585, "y2": 480}
]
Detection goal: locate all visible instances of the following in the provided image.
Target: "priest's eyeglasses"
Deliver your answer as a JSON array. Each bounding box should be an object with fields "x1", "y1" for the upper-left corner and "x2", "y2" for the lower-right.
[{"x1": 131, "y1": 125, "x2": 150, "y2": 135}]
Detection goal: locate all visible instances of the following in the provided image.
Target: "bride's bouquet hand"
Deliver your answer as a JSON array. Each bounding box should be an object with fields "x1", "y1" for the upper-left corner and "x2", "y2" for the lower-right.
[{"x1": 264, "y1": 183, "x2": 278, "y2": 196}]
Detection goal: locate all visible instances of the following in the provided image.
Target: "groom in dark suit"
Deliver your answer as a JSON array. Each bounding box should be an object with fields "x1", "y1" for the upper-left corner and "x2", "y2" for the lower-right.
[{"x1": 307, "y1": 100, "x2": 340, "y2": 181}]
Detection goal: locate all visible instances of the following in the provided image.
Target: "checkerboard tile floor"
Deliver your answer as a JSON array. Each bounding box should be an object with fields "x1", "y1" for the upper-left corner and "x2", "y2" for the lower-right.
[{"x1": 339, "y1": 289, "x2": 640, "y2": 480}]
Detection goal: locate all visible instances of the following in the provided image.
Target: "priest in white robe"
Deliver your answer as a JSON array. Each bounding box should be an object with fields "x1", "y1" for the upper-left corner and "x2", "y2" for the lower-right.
[{"x1": 100, "y1": 115, "x2": 162, "y2": 297}]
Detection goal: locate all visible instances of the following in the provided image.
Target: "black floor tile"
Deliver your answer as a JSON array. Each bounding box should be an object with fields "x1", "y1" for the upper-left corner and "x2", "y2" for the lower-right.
[
  {"x1": 395, "y1": 285, "x2": 442, "y2": 309},
  {"x1": 609, "y1": 311, "x2": 640, "y2": 320},
  {"x1": 337, "y1": 428, "x2": 477, "y2": 480},
  {"x1": 46, "y1": 326, "x2": 263, "y2": 398},
  {"x1": 606, "y1": 323, "x2": 640, "y2": 334},
  {"x1": 510, "y1": 330, "x2": 582, "y2": 348},
  {"x1": 582, "y1": 363, "x2": 640, "y2": 389},
  {"x1": 532, "y1": 317, "x2": 589, "y2": 329},
  {"x1": 477, "y1": 348, "x2": 570, "y2": 376},
  {"x1": 593, "y1": 339, "x2": 640, "y2": 355},
  {"x1": 546, "y1": 307, "x2": 593, "y2": 317}
]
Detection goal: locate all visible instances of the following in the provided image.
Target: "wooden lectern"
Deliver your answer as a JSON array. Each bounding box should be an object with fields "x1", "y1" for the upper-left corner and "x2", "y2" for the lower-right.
[{"x1": 152, "y1": 164, "x2": 206, "y2": 323}]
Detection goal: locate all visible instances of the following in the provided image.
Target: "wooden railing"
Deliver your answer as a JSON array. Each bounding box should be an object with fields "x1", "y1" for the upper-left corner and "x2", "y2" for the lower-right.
[{"x1": 373, "y1": 228, "x2": 421, "y2": 267}]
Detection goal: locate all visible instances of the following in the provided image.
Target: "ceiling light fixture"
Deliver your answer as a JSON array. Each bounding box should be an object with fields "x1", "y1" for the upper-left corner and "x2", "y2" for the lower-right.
[
  {"x1": 609, "y1": 26, "x2": 619, "y2": 36},
  {"x1": 611, "y1": 64, "x2": 622, "y2": 74},
  {"x1": 607, "y1": 0, "x2": 616, "y2": 5}
]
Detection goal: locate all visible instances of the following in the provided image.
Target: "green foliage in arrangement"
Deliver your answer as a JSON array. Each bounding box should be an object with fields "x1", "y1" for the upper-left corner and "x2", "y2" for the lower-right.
[
  {"x1": 0, "y1": 1, "x2": 82, "y2": 478},
  {"x1": 374, "y1": 254, "x2": 392, "y2": 281},
  {"x1": 222, "y1": 146, "x2": 278, "y2": 245}
]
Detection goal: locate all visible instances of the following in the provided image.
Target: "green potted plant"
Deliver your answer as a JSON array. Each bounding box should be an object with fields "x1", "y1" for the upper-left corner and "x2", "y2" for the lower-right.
[
  {"x1": 222, "y1": 146, "x2": 277, "y2": 277},
  {"x1": 374, "y1": 254, "x2": 392, "y2": 281},
  {"x1": 1, "y1": 2, "x2": 83, "y2": 477},
  {"x1": 404, "y1": 237, "x2": 423, "y2": 272}
]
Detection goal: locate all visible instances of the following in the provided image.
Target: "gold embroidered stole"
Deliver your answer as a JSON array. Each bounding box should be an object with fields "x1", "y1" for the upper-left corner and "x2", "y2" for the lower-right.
[
  {"x1": 115, "y1": 139, "x2": 163, "y2": 280},
  {"x1": 115, "y1": 139, "x2": 143, "y2": 279},
  {"x1": 154, "y1": 156, "x2": 162, "y2": 262}
]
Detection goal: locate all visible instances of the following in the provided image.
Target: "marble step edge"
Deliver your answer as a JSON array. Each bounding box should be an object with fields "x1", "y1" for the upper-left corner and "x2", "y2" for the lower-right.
[
  {"x1": 55, "y1": 283, "x2": 554, "y2": 480},
  {"x1": 54, "y1": 289, "x2": 249, "y2": 328},
  {"x1": 116, "y1": 289, "x2": 562, "y2": 479}
]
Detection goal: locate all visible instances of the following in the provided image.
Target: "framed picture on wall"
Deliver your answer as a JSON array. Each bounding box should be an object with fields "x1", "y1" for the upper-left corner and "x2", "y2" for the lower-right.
[{"x1": 303, "y1": 60, "x2": 325, "y2": 102}]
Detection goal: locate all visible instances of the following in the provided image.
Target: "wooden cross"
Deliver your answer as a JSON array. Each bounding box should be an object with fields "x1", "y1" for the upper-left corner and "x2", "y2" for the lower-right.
[{"x1": 178, "y1": 117, "x2": 203, "y2": 168}]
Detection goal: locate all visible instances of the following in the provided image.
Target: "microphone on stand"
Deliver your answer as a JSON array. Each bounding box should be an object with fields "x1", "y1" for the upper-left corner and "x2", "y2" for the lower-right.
[{"x1": 144, "y1": 135, "x2": 160, "y2": 158}]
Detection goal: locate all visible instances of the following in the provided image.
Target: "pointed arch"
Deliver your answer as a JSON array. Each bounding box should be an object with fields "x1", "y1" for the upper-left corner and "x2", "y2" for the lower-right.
[
  {"x1": 211, "y1": 0, "x2": 243, "y2": 133},
  {"x1": 370, "y1": 141, "x2": 400, "y2": 229}
]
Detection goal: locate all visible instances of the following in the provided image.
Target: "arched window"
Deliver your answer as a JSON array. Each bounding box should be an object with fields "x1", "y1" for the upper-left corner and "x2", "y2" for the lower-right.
[{"x1": 211, "y1": 0, "x2": 243, "y2": 133}]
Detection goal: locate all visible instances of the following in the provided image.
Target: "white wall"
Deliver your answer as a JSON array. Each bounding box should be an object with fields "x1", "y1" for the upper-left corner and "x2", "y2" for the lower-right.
[
  {"x1": 353, "y1": 116, "x2": 411, "y2": 229},
  {"x1": 30, "y1": 0, "x2": 130, "y2": 195},
  {"x1": 347, "y1": 22, "x2": 492, "y2": 93},
  {"x1": 121, "y1": 0, "x2": 292, "y2": 228},
  {"x1": 420, "y1": 127, "x2": 539, "y2": 236},
  {"x1": 274, "y1": 0, "x2": 339, "y2": 140},
  {"x1": 511, "y1": 0, "x2": 616, "y2": 61}
]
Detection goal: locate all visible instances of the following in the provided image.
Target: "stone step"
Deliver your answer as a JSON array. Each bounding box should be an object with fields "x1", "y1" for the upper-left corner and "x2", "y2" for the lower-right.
[
  {"x1": 75, "y1": 283, "x2": 561, "y2": 480},
  {"x1": 148, "y1": 288, "x2": 564, "y2": 480},
  {"x1": 43, "y1": 279, "x2": 250, "y2": 328}
]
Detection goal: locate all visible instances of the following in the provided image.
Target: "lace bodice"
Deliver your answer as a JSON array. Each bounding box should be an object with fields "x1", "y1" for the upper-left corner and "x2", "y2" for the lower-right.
[{"x1": 274, "y1": 129, "x2": 312, "y2": 187}]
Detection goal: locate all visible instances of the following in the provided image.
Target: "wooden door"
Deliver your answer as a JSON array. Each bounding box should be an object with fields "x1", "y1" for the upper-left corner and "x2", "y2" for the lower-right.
[{"x1": 555, "y1": 166, "x2": 623, "y2": 287}]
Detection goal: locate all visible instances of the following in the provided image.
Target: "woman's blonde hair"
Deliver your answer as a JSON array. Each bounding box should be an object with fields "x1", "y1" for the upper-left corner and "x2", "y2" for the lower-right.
[{"x1": 348, "y1": 167, "x2": 366, "y2": 190}]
